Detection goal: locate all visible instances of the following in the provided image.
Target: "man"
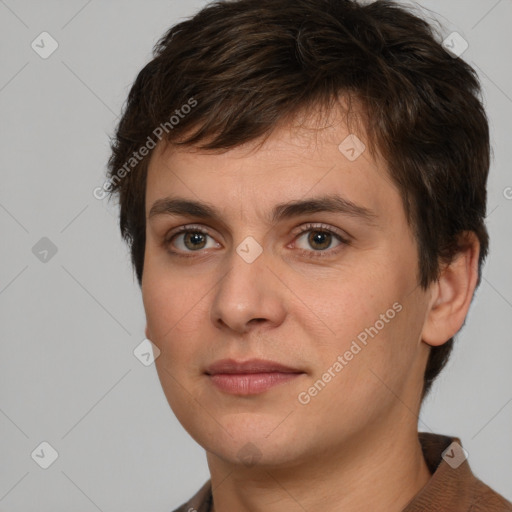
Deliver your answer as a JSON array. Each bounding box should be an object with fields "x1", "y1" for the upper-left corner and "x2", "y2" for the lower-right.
[{"x1": 106, "y1": 0, "x2": 512, "y2": 510}]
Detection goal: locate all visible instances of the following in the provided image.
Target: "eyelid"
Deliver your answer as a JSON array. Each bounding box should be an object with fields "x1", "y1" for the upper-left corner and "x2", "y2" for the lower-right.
[
  {"x1": 166, "y1": 222, "x2": 350, "y2": 241},
  {"x1": 290, "y1": 222, "x2": 350, "y2": 242},
  {"x1": 289, "y1": 222, "x2": 350, "y2": 258},
  {"x1": 164, "y1": 223, "x2": 219, "y2": 249},
  {"x1": 164, "y1": 223, "x2": 218, "y2": 244},
  {"x1": 165, "y1": 223, "x2": 210, "y2": 239},
  {"x1": 164, "y1": 222, "x2": 350, "y2": 257}
]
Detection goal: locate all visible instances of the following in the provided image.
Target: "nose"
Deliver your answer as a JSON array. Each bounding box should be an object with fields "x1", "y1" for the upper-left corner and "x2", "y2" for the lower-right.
[{"x1": 210, "y1": 242, "x2": 287, "y2": 334}]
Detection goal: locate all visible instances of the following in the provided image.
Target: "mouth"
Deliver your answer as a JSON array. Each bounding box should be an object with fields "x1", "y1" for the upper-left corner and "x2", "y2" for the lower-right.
[{"x1": 205, "y1": 358, "x2": 305, "y2": 395}]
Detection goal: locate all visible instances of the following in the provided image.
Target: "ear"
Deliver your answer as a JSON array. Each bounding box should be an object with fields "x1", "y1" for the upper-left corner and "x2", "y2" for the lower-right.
[
  {"x1": 145, "y1": 325, "x2": 150, "y2": 340},
  {"x1": 422, "y1": 232, "x2": 481, "y2": 347}
]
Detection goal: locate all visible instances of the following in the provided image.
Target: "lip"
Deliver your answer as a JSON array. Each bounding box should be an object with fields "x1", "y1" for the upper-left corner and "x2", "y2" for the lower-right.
[
  {"x1": 205, "y1": 358, "x2": 305, "y2": 395},
  {"x1": 205, "y1": 358, "x2": 303, "y2": 375}
]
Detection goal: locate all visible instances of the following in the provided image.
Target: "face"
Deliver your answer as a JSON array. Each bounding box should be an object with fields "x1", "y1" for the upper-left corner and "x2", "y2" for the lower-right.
[{"x1": 142, "y1": 110, "x2": 432, "y2": 469}]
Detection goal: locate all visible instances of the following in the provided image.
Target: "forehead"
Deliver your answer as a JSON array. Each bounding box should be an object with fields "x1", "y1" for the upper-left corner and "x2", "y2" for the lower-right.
[{"x1": 145, "y1": 108, "x2": 402, "y2": 228}]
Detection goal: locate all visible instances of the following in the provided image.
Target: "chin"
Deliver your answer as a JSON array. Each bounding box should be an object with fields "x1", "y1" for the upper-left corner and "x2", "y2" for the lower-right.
[{"x1": 185, "y1": 414, "x2": 310, "y2": 467}]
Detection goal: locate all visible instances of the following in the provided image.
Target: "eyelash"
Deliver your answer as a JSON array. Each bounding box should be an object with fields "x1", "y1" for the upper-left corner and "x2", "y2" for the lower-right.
[{"x1": 164, "y1": 223, "x2": 350, "y2": 259}]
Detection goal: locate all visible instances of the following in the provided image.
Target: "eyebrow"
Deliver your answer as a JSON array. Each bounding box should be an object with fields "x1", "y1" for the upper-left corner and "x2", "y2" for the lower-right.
[{"x1": 149, "y1": 194, "x2": 378, "y2": 226}]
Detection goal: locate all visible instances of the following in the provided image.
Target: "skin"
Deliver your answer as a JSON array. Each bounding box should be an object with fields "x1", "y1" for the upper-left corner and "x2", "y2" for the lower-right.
[{"x1": 142, "y1": 106, "x2": 480, "y2": 512}]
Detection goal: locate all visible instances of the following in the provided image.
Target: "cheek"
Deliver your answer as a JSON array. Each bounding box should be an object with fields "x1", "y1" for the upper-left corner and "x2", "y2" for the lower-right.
[
  {"x1": 305, "y1": 273, "x2": 418, "y2": 387},
  {"x1": 334, "y1": 297, "x2": 425, "y2": 404},
  {"x1": 306, "y1": 272, "x2": 391, "y2": 344},
  {"x1": 142, "y1": 265, "x2": 215, "y2": 372},
  {"x1": 297, "y1": 309, "x2": 417, "y2": 431},
  {"x1": 143, "y1": 255, "x2": 199, "y2": 327}
]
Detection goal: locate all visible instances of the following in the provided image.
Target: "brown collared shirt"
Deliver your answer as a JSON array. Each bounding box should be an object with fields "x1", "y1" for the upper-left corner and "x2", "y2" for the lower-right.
[{"x1": 172, "y1": 433, "x2": 512, "y2": 512}]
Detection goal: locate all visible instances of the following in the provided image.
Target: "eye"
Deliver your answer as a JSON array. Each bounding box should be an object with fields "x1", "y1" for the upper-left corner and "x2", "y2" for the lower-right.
[
  {"x1": 165, "y1": 225, "x2": 220, "y2": 256},
  {"x1": 292, "y1": 223, "x2": 349, "y2": 258},
  {"x1": 164, "y1": 223, "x2": 350, "y2": 259}
]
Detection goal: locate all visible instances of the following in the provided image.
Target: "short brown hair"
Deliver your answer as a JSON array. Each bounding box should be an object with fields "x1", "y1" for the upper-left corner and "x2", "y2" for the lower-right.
[{"x1": 106, "y1": 0, "x2": 490, "y2": 399}]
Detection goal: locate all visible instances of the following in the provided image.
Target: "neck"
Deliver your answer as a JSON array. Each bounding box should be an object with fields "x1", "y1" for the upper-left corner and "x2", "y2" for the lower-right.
[{"x1": 207, "y1": 421, "x2": 431, "y2": 512}]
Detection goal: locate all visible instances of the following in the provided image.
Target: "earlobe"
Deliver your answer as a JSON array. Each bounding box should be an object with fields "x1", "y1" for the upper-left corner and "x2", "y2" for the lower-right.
[
  {"x1": 422, "y1": 232, "x2": 480, "y2": 347},
  {"x1": 145, "y1": 325, "x2": 150, "y2": 340}
]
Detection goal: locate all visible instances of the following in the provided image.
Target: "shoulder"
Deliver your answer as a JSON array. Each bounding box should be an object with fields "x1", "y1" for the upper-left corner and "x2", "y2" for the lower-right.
[
  {"x1": 408, "y1": 433, "x2": 512, "y2": 512},
  {"x1": 467, "y1": 478, "x2": 512, "y2": 512}
]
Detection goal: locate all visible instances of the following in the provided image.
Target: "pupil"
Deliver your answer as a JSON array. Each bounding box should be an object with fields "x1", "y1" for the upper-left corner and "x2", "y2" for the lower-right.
[
  {"x1": 309, "y1": 231, "x2": 331, "y2": 250},
  {"x1": 186, "y1": 232, "x2": 206, "y2": 250},
  {"x1": 183, "y1": 231, "x2": 332, "y2": 252}
]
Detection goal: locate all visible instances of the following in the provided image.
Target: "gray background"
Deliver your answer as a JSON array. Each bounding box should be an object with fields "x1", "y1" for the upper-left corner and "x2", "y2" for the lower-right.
[{"x1": 0, "y1": 0, "x2": 511, "y2": 510}]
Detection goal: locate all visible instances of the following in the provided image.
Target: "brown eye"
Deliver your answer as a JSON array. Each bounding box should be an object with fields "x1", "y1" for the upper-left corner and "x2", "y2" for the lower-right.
[
  {"x1": 293, "y1": 223, "x2": 349, "y2": 258},
  {"x1": 306, "y1": 230, "x2": 334, "y2": 251},
  {"x1": 182, "y1": 232, "x2": 208, "y2": 251},
  {"x1": 165, "y1": 226, "x2": 221, "y2": 256}
]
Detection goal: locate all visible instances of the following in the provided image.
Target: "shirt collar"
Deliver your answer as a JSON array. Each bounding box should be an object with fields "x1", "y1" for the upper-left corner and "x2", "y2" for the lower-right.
[
  {"x1": 178, "y1": 432, "x2": 508, "y2": 512},
  {"x1": 403, "y1": 432, "x2": 474, "y2": 511}
]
